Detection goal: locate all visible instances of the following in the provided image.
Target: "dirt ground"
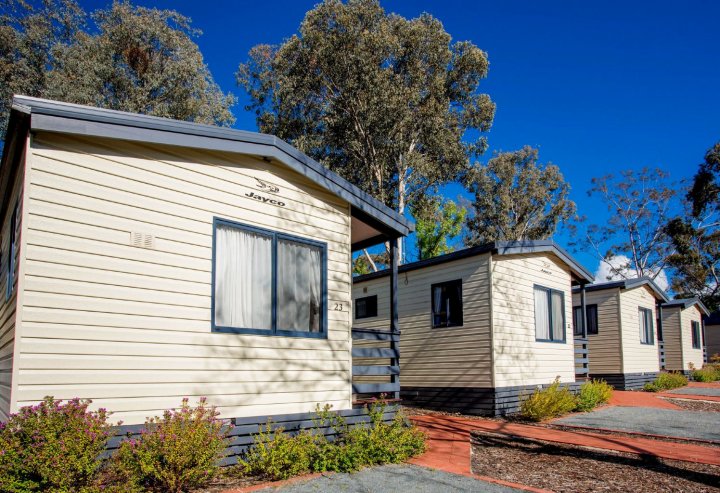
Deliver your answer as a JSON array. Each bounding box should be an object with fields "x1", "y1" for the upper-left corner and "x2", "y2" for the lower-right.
[{"x1": 471, "y1": 436, "x2": 720, "y2": 493}]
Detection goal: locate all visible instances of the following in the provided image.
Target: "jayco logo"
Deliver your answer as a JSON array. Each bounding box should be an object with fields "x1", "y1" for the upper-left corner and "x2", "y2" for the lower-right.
[{"x1": 245, "y1": 191, "x2": 286, "y2": 207}]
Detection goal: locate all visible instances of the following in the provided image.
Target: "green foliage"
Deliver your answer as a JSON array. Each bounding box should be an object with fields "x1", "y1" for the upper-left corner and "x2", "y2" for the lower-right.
[
  {"x1": 0, "y1": 396, "x2": 112, "y2": 493},
  {"x1": 464, "y1": 146, "x2": 575, "y2": 245},
  {"x1": 411, "y1": 197, "x2": 466, "y2": 260},
  {"x1": 519, "y1": 378, "x2": 577, "y2": 422},
  {"x1": 238, "y1": 401, "x2": 425, "y2": 481},
  {"x1": 238, "y1": 0, "x2": 495, "y2": 224},
  {"x1": 691, "y1": 365, "x2": 720, "y2": 382},
  {"x1": 575, "y1": 379, "x2": 613, "y2": 412},
  {"x1": 1, "y1": 0, "x2": 234, "y2": 141},
  {"x1": 643, "y1": 372, "x2": 689, "y2": 392},
  {"x1": 112, "y1": 398, "x2": 229, "y2": 493},
  {"x1": 666, "y1": 142, "x2": 720, "y2": 311}
]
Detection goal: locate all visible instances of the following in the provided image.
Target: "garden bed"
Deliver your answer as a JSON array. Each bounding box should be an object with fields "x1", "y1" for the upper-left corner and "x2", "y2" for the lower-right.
[
  {"x1": 471, "y1": 432, "x2": 720, "y2": 493},
  {"x1": 665, "y1": 398, "x2": 720, "y2": 413}
]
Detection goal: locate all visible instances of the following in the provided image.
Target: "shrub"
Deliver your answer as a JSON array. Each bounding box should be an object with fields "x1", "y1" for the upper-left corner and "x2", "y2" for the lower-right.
[
  {"x1": 643, "y1": 372, "x2": 689, "y2": 392},
  {"x1": 519, "y1": 378, "x2": 577, "y2": 422},
  {"x1": 112, "y1": 397, "x2": 229, "y2": 493},
  {"x1": 692, "y1": 365, "x2": 720, "y2": 382},
  {"x1": 238, "y1": 423, "x2": 317, "y2": 481},
  {"x1": 0, "y1": 396, "x2": 112, "y2": 493},
  {"x1": 575, "y1": 379, "x2": 613, "y2": 412}
]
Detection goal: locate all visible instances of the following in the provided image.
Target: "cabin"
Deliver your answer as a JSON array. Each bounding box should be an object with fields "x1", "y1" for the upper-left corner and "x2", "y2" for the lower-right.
[
  {"x1": 571, "y1": 278, "x2": 669, "y2": 390},
  {"x1": 352, "y1": 241, "x2": 593, "y2": 416},
  {"x1": 705, "y1": 312, "x2": 720, "y2": 362},
  {"x1": 0, "y1": 96, "x2": 412, "y2": 454},
  {"x1": 660, "y1": 298, "x2": 709, "y2": 373}
]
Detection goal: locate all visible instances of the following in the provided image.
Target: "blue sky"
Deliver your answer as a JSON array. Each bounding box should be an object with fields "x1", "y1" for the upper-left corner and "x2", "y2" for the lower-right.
[{"x1": 83, "y1": 0, "x2": 720, "y2": 274}]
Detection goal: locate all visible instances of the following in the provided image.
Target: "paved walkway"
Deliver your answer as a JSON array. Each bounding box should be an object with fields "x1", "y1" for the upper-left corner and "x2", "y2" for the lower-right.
[
  {"x1": 608, "y1": 390, "x2": 682, "y2": 409},
  {"x1": 410, "y1": 414, "x2": 720, "y2": 466}
]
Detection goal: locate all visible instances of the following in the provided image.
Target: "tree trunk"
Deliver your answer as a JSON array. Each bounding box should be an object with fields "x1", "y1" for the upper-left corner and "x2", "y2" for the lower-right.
[{"x1": 363, "y1": 248, "x2": 378, "y2": 272}]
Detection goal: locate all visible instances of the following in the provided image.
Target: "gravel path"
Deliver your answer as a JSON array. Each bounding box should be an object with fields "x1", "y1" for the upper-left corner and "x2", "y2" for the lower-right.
[
  {"x1": 554, "y1": 406, "x2": 720, "y2": 441},
  {"x1": 255, "y1": 464, "x2": 523, "y2": 492},
  {"x1": 667, "y1": 387, "x2": 720, "y2": 397}
]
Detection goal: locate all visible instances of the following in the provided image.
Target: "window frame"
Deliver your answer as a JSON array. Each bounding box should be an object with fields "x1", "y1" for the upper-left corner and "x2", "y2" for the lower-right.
[
  {"x1": 638, "y1": 307, "x2": 655, "y2": 345},
  {"x1": 430, "y1": 279, "x2": 463, "y2": 329},
  {"x1": 354, "y1": 295, "x2": 378, "y2": 320},
  {"x1": 572, "y1": 304, "x2": 598, "y2": 336},
  {"x1": 534, "y1": 284, "x2": 566, "y2": 343},
  {"x1": 691, "y1": 320, "x2": 701, "y2": 349},
  {"x1": 6, "y1": 201, "x2": 18, "y2": 301},
  {"x1": 211, "y1": 217, "x2": 328, "y2": 339}
]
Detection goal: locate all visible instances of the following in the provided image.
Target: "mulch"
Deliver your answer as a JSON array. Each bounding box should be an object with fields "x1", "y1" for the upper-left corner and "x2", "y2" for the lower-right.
[
  {"x1": 471, "y1": 436, "x2": 720, "y2": 493},
  {"x1": 664, "y1": 398, "x2": 720, "y2": 413}
]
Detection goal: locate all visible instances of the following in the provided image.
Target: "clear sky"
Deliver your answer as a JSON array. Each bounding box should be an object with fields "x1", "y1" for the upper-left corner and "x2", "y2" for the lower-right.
[{"x1": 82, "y1": 0, "x2": 720, "y2": 274}]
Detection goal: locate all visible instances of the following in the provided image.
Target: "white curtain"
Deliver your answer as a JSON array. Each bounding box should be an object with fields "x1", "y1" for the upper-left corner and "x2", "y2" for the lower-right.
[
  {"x1": 214, "y1": 225, "x2": 272, "y2": 329},
  {"x1": 639, "y1": 310, "x2": 648, "y2": 343},
  {"x1": 277, "y1": 239, "x2": 322, "y2": 332},
  {"x1": 534, "y1": 287, "x2": 550, "y2": 340},
  {"x1": 551, "y1": 291, "x2": 564, "y2": 341}
]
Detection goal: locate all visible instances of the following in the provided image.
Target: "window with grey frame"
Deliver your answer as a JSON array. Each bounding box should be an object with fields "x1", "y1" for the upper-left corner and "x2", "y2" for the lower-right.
[
  {"x1": 355, "y1": 295, "x2": 377, "y2": 319},
  {"x1": 534, "y1": 285, "x2": 565, "y2": 342},
  {"x1": 212, "y1": 218, "x2": 327, "y2": 338},
  {"x1": 572, "y1": 304, "x2": 598, "y2": 337},
  {"x1": 6, "y1": 201, "x2": 18, "y2": 301},
  {"x1": 691, "y1": 320, "x2": 701, "y2": 349},
  {"x1": 639, "y1": 307, "x2": 654, "y2": 345},
  {"x1": 431, "y1": 279, "x2": 463, "y2": 328}
]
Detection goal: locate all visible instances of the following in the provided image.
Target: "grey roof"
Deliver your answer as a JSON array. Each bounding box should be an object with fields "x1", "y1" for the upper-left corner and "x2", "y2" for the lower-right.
[
  {"x1": 353, "y1": 240, "x2": 594, "y2": 284},
  {"x1": 662, "y1": 298, "x2": 710, "y2": 316},
  {"x1": 573, "y1": 277, "x2": 670, "y2": 302},
  {"x1": 4, "y1": 95, "x2": 413, "y2": 244}
]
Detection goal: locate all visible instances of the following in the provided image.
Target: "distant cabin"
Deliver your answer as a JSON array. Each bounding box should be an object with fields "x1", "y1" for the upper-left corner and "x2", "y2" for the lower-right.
[
  {"x1": 571, "y1": 278, "x2": 668, "y2": 390},
  {"x1": 704, "y1": 312, "x2": 720, "y2": 363},
  {"x1": 352, "y1": 241, "x2": 593, "y2": 416},
  {"x1": 0, "y1": 95, "x2": 412, "y2": 449},
  {"x1": 660, "y1": 299, "x2": 709, "y2": 373}
]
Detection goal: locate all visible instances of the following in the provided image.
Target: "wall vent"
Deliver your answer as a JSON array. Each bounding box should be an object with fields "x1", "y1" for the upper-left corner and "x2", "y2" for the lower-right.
[{"x1": 130, "y1": 232, "x2": 155, "y2": 249}]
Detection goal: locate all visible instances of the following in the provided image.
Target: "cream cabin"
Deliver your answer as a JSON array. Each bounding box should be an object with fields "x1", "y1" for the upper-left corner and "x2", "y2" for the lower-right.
[
  {"x1": 660, "y1": 298, "x2": 709, "y2": 373},
  {"x1": 571, "y1": 278, "x2": 669, "y2": 390},
  {"x1": 352, "y1": 241, "x2": 593, "y2": 415},
  {"x1": 704, "y1": 312, "x2": 720, "y2": 363},
  {"x1": 0, "y1": 96, "x2": 412, "y2": 449}
]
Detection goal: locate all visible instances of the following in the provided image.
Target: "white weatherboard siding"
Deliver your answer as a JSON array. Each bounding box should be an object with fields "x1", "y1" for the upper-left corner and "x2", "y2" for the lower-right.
[
  {"x1": 572, "y1": 288, "x2": 622, "y2": 374},
  {"x1": 0, "y1": 145, "x2": 26, "y2": 421},
  {"x1": 13, "y1": 132, "x2": 353, "y2": 425},
  {"x1": 491, "y1": 253, "x2": 575, "y2": 387},
  {"x1": 353, "y1": 254, "x2": 493, "y2": 388},
  {"x1": 662, "y1": 307, "x2": 683, "y2": 371},
  {"x1": 678, "y1": 305, "x2": 704, "y2": 370},
  {"x1": 619, "y1": 286, "x2": 660, "y2": 374}
]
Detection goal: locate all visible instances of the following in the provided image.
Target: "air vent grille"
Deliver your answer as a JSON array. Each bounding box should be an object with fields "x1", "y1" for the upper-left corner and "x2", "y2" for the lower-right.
[{"x1": 130, "y1": 232, "x2": 155, "y2": 249}]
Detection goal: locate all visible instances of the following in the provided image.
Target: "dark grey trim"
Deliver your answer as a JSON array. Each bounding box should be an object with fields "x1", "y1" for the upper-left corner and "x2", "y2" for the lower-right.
[
  {"x1": 401, "y1": 382, "x2": 582, "y2": 416},
  {"x1": 430, "y1": 278, "x2": 463, "y2": 329},
  {"x1": 639, "y1": 306, "x2": 655, "y2": 345},
  {"x1": 353, "y1": 240, "x2": 593, "y2": 284},
  {"x1": 9, "y1": 95, "x2": 413, "y2": 239},
  {"x1": 572, "y1": 277, "x2": 670, "y2": 302},
  {"x1": 590, "y1": 372, "x2": 659, "y2": 390},
  {"x1": 0, "y1": 107, "x2": 30, "y2": 224},
  {"x1": 106, "y1": 406, "x2": 398, "y2": 466},
  {"x1": 662, "y1": 298, "x2": 710, "y2": 316}
]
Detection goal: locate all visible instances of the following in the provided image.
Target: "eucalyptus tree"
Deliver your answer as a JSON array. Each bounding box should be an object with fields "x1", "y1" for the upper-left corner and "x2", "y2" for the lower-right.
[
  {"x1": 237, "y1": 0, "x2": 495, "y2": 260},
  {"x1": 464, "y1": 146, "x2": 575, "y2": 245},
  {"x1": 412, "y1": 197, "x2": 466, "y2": 261}
]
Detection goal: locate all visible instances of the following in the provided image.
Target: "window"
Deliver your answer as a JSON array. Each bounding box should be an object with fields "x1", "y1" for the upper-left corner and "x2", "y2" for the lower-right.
[
  {"x1": 355, "y1": 295, "x2": 377, "y2": 320},
  {"x1": 431, "y1": 279, "x2": 462, "y2": 328},
  {"x1": 534, "y1": 285, "x2": 565, "y2": 342},
  {"x1": 691, "y1": 320, "x2": 701, "y2": 349},
  {"x1": 657, "y1": 317, "x2": 663, "y2": 342},
  {"x1": 572, "y1": 304, "x2": 598, "y2": 336},
  {"x1": 639, "y1": 307, "x2": 654, "y2": 345},
  {"x1": 6, "y1": 202, "x2": 18, "y2": 301},
  {"x1": 212, "y1": 218, "x2": 326, "y2": 338}
]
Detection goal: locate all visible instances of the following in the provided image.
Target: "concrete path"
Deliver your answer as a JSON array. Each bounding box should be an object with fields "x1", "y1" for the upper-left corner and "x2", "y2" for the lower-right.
[
  {"x1": 253, "y1": 464, "x2": 526, "y2": 492},
  {"x1": 553, "y1": 406, "x2": 720, "y2": 442},
  {"x1": 411, "y1": 414, "x2": 720, "y2": 466}
]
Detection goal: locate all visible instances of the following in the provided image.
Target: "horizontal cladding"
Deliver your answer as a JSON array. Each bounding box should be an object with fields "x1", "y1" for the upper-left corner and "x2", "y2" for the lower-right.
[
  {"x1": 401, "y1": 382, "x2": 582, "y2": 416},
  {"x1": 619, "y1": 286, "x2": 660, "y2": 374},
  {"x1": 680, "y1": 306, "x2": 704, "y2": 371},
  {"x1": 16, "y1": 133, "x2": 353, "y2": 423},
  {"x1": 662, "y1": 307, "x2": 684, "y2": 371},
  {"x1": 591, "y1": 372, "x2": 659, "y2": 391},
  {"x1": 573, "y1": 289, "x2": 622, "y2": 374}
]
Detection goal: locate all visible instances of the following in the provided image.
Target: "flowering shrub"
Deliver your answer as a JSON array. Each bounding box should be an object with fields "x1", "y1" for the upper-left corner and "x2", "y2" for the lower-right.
[
  {"x1": 0, "y1": 396, "x2": 112, "y2": 493},
  {"x1": 239, "y1": 423, "x2": 316, "y2": 480},
  {"x1": 112, "y1": 398, "x2": 229, "y2": 493}
]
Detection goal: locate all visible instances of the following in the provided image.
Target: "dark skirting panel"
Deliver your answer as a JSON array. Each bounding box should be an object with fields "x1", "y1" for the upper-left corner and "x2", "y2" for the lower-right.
[{"x1": 590, "y1": 372, "x2": 659, "y2": 390}]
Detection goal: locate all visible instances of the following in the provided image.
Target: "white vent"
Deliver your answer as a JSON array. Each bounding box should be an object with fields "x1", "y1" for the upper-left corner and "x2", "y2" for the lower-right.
[{"x1": 130, "y1": 232, "x2": 155, "y2": 249}]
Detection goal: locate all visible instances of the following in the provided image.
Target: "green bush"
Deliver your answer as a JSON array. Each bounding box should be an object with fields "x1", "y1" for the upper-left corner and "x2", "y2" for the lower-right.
[
  {"x1": 0, "y1": 396, "x2": 112, "y2": 493},
  {"x1": 238, "y1": 401, "x2": 426, "y2": 480},
  {"x1": 112, "y1": 398, "x2": 229, "y2": 493},
  {"x1": 575, "y1": 379, "x2": 613, "y2": 412},
  {"x1": 519, "y1": 378, "x2": 577, "y2": 422},
  {"x1": 692, "y1": 365, "x2": 720, "y2": 382},
  {"x1": 643, "y1": 372, "x2": 689, "y2": 392}
]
